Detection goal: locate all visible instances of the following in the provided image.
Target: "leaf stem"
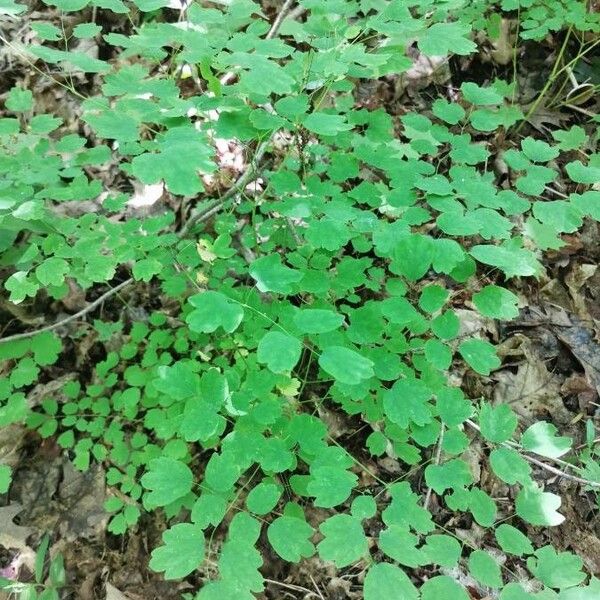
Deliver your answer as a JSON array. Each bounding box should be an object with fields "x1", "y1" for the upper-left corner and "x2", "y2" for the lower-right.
[
  {"x1": 465, "y1": 419, "x2": 600, "y2": 488},
  {"x1": 423, "y1": 425, "x2": 445, "y2": 510},
  {"x1": 517, "y1": 27, "x2": 572, "y2": 131}
]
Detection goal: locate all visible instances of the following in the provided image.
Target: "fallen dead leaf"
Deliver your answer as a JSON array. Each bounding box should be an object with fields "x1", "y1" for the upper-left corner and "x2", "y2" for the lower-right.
[
  {"x1": 0, "y1": 504, "x2": 35, "y2": 571},
  {"x1": 552, "y1": 321, "x2": 600, "y2": 396},
  {"x1": 106, "y1": 582, "x2": 129, "y2": 600},
  {"x1": 565, "y1": 263, "x2": 597, "y2": 323},
  {"x1": 494, "y1": 334, "x2": 570, "y2": 424}
]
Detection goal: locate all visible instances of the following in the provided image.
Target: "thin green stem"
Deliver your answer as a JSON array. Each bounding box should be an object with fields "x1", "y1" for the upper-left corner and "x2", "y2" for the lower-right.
[{"x1": 517, "y1": 27, "x2": 573, "y2": 131}]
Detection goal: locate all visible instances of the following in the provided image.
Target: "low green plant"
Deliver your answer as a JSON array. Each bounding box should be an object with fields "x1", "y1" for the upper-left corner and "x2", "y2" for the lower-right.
[
  {"x1": 1, "y1": 0, "x2": 600, "y2": 598},
  {"x1": 0, "y1": 534, "x2": 65, "y2": 600}
]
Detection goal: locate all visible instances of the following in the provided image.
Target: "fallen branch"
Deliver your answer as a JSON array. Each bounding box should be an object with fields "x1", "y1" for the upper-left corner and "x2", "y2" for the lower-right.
[{"x1": 0, "y1": 278, "x2": 133, "y2": 344}]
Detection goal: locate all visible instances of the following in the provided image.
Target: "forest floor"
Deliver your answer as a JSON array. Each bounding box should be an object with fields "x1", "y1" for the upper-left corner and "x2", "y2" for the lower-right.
[{"x1": 1, "y1": 0, "x2": 600, "y2": 598}]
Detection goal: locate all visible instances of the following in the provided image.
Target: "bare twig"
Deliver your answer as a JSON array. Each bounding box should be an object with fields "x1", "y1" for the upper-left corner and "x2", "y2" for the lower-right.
[
  {"x1": 465, "y1": 419, "x2": 600, "y2": 488},
  {"x1": 179, "y1": 137, "x2": 272, "y2": 237},
  {"x1": 0, "y1": 278, "x2": 133, "y2": 344},
  {"x1": 423, "y1": 425, "x2": 445, "y2": 510},
  {"x1": 266, "y1": 0, "x2": 296, "y2": 40},
  {"x1": 1, "y1": 2, "x2": 290, "y2": 344},
  {"x1": 308, "y1": 573, "x2": 326, "y2": 600},
  {"x1": 264, "y1": 578, "x2": 321, "y2": 598},
  {"x1": 2, "y1": 136, "x2": 273, "y2": 342}
]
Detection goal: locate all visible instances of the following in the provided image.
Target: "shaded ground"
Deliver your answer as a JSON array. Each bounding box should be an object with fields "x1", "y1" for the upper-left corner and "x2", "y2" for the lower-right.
[{"x1": 1, "y1": 1, "x2": 600, "y2": 599}]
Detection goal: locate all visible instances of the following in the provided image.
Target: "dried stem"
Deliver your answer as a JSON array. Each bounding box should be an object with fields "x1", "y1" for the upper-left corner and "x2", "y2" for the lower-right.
[
  {"x1": 465, "y1": 419, "x2": 600, "y2": 488},
  {"x1": 0, "y1": 278, "x2": 133, "y2": 344}
]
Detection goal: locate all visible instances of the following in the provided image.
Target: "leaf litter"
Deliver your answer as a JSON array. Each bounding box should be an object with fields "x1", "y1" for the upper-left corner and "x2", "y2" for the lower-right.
[{"x1": 2, "y1": 0, "x2": 600, "y2": 597}]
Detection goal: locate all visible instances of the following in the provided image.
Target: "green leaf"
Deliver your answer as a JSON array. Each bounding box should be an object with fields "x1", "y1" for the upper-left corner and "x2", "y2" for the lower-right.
[
  {"x1": 419, "y1": 22, "x2": 476, "y2": 56},
  {"x1": 379, "y1": 525, "x2": 424, "y2": 567},
  {"x1": 490, "y1": 447, "x2": 531, "y2": 485},
  {"x1": 520, "y1": 421, "x2": 572, "y2": 459},
  {"x1": 302, "y1": 112, "x2": 352, "y2": 136},
  {"x1": 204, "y1": 451, "x2": 243, "y2": 493},
  {"x1": 246, "y1": 481, "x2": 282, "y2": 515},
  {"x1": 35, "y1": 256, "x2": 69, "y2": 286},
  {"x1": 495, "y1": 524, "x2": 534, "y2": 556},
  {"x1": 154, "y1": 362, "x2": 198, "y2": 401},
  {"x1": 432, "y1": 99, "x2": 465, "y2": 124},
  {"x1": 421, "y1": 576, "x2": 469, "y2": 600},
  {"x1": 186, "y1": 291, "x2": 244, "y2": 333},
  {"x1": 421, "y1": 534, "x2": 461, "y2": 567},
  {"x1": 83, "y1": 106, "x2": 139, "y2": 142},
  {"x1": 566, "y1": 160, "x2": 600, "y2": 184},
  {"x1": 29, "y1": 114, "x2": 62, "y2": 133},
  {"x1": 0, "y1": 0, "x2": 25, "y2": 15},
  {"x1": 5, "y1": 271, "x2": 39, "y2": 304},
  {"x1": 308, "y1": 466, "x2": 357, "y2": 508},
  {"x1": 364, "y1": 563, "x2": 418, "y2": 600},
  {"x1": 6, "y1": 87, "x2": 33, "y2": 112},
  {"x1": 559, "y1": 578, "x2": 600, "y2": 600},
  {"x1": 437, "y1": 387, "x2": 472, "y2": 426},
  {"x1": 257, "y1": 331, "x2": 302, "y2": 374},
  {"x1": 552, "y1": 125, "x2": 586, "y2": 151},
  {"x1": 424, "y1": 339, "x2": 453, "y2": 370},
  {"x1": 468, "y1": 550, "x2": 503, "y2": 588},
  {"x1": 431, "y1": 310, "x2": 460, "y2": 340},
  {"x1": 527, "y1": 546, "x2": 586, "y2": 589},
  {"x1": 351, "y1": 495, "x2": 377, "y2": 519},
  {"x1": 131, "y1": 127, "x2": 214, "y2": 195},
  {"x1": 45, "y1": 0, "x2": 88, "y2": 9},
  {"x1": 11, "y1": 357, "x2": 39, "y2": 387},
  {"x1": 515, "y1": 484, "x2": 564, "y2": 526},
  {"x1": 458, "y1": 339, "x2": 500, "y2": 375},
  {"x1": 73, "y1": 22, "x2": 102, "y2": 38},
  {"x1": 141, "y1": 457, "x2": 193, "y2": 507},
  {"x1": 461, "y1": 82, "x2": 504, "y2": 105},
  {"x1": 191, "y1": 493, "x2": 227, "y2": 529},
  {"x1": 424, "y1": 458, "x2": 473, "y2": 494},
  {"x1": 218, "y1": 524, "x2": 263, "y2": 594},
  {"x1": 267, "y1": 516, "x2": 315, "y2": 563},
  {"x1": 418, "y1": 284, "x2": 449, "y2": 313},
  {"x1": 132, "y1": 257, "x2": 163, "y2": 282},
  {"x1": 0, "y1": 394, "x2": 28, "y2": 427},
  {"x1": 473, "y1": 285, "x2": 519, "y2": 319},
  {"x1": 479, "y1": 403, "x2": 518, "y2": 443},
  {"x1": 0, "y1": 464, "x2": 12, "y2": 493},
  {"x1": 293, "y1": 309, "x2": 344, "y2": 334},
  {"x1": 468, "y1": 487, "x2": 497, "y2": 527},
  {"x1": 382, "y1": 482, "x2": 435, "y2": 534},
  {"x1": 149, "y1": 523, "x2": 205, "y2": 579},
  {"x1": 383, "y1": 378, "x2": 433, "y2": 428},
  {"x1": 393, "y1": 234, "x2": 434, "y2": 281},
  {"x1": 318, "y1": 346, "x2": 374, "y2": 385},
  {"x1": 470, "y1": 244, "x2": 542, "y2": 278},
  {"x1": 32, "y1": 332, "x2": 62, "y2": 366},
  {"x1": 317, "y1": 514, "x2": 368, "y2": 568},
  {"x1": 470, "y1": 106, "x2": 523, "y2": 132},
  {"x1": 249, "y1": 254, "x2": 302, "y2": 294},
  {"x1": 521, "y1": 137, "x2": 559, "y2": 162}
]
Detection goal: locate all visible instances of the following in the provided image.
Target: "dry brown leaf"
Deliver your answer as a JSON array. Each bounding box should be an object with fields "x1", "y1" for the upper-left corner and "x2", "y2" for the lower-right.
[
  {"x1": 0, "y1": 504, "x2": 35, "y2": 570},
  {"x1": 493, "y1": 335, "x2": 570, "y2": 424},
  {"x1": 106, "y1": 582, "x2": 129, "y2": 600}
]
